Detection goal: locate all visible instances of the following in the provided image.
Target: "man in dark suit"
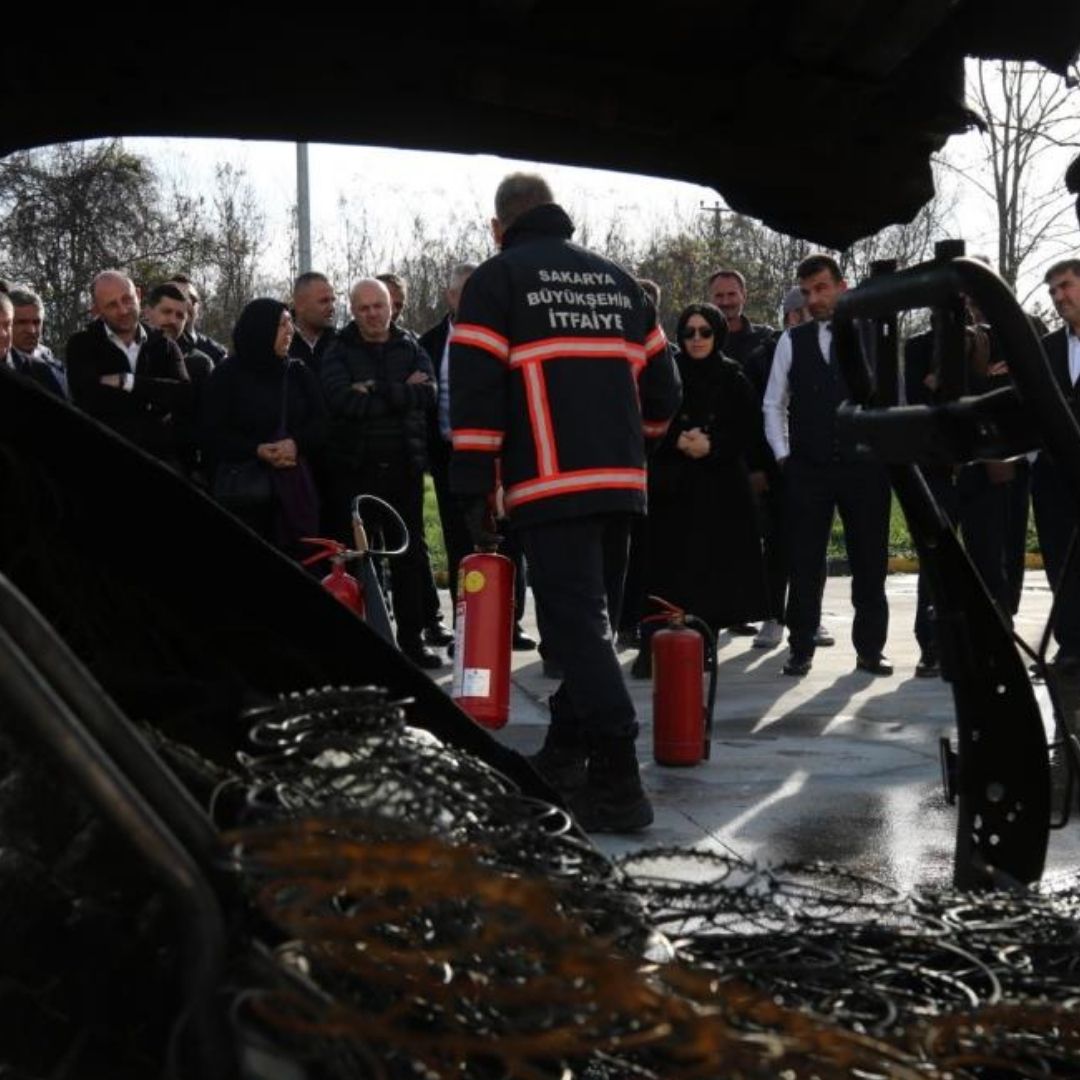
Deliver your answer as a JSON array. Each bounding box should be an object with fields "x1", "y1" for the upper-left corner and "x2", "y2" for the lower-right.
[
  {"x1": 1, "y1": 292, "x2": 66, "y2": 397},
  {"x1": 763, "y1": 253, "x2": 892, "y2": 677},
  {"x1": 1032, "y1": 257, "x2": 1080, "y2": 670},
  {"x1": 8, "y1": 287, "x2": 68, "y2": 396},
  {"x1": 66, "y1": 270, "x2": 194, "y2": 468}
]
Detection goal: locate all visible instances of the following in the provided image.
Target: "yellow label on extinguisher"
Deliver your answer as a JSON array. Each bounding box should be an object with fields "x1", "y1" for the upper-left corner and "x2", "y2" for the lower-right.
[{"x1": 463, "y1": 570, "x2": 486, "y2": 594}]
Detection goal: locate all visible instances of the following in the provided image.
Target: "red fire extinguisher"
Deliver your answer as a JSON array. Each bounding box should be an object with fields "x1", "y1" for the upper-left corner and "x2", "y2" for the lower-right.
[
  {"x1": 452, "y1": 551, "x2": 515, "y2": 729},
  {"x1": 301, "y1": 538, "x2": 366, "y2": 617},
  {"x1": 645, "y1": 596, "x2": 718, "y2": 766}
]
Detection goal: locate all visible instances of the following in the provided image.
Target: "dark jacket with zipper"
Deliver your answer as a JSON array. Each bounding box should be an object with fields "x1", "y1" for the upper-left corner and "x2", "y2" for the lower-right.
[{"x1": 320, "y1": 322, "x2": 436, "y2": 473}]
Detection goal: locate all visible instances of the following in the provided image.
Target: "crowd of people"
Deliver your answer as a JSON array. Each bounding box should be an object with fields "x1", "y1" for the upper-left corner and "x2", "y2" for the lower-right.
[{"x1": 3, "y1": 171, "x2": 1080, "y2": 831}]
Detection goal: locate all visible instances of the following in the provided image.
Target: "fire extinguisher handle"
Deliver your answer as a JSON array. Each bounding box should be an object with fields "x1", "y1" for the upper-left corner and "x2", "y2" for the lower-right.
[{"x1": 299, "y1": 536, "x2": 349, "y2": 567}]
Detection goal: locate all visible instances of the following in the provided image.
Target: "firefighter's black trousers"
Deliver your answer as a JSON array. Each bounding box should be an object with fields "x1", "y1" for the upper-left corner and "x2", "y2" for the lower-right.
[{"x1": 518, "y1": 512, "x2": 636, "y2": 742}]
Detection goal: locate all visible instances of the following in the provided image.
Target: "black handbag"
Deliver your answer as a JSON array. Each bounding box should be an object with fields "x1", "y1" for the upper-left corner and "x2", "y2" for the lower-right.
[{"x1": 212, "y1": 458, "x2": 272, "y2": 510}]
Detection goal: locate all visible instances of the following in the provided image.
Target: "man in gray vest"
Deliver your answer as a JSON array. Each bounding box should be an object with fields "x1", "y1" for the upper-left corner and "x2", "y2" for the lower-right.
[{"x1": 762, "y1": 253, "x2": 891, "y2": 676}]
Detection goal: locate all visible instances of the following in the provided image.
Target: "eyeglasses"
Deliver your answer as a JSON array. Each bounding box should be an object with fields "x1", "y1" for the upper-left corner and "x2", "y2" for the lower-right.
[{"x1": 682, "y1": 326, "x2": 714, "y2": 340}]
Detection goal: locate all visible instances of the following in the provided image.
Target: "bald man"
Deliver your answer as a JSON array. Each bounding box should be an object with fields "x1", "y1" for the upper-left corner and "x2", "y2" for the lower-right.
[
  {"x1": 66, "y1": 270, "x2": 193, "y2": 467},
  {"x1": 320, "y1": 278, "x2": 440, "y2": 668}
]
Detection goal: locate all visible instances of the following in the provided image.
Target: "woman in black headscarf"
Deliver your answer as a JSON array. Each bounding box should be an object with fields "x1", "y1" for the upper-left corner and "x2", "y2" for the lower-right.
[
  {"x1": 200, "y1": 298, "x2": 326, "y2": 558},
  {"x1": 631, "y1": 302, "x2": 767, "y2": 676}
]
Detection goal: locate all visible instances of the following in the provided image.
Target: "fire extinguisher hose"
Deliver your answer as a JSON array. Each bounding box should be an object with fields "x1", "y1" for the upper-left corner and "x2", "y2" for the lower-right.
[{"x1": 682, "y1": 614, "x2": 717, "y2": 762}]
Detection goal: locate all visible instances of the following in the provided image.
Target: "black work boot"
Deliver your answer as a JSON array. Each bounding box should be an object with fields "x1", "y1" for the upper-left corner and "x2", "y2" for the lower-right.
[
  {"x1": 571, "y1": 737, "x2": 653, "y2": 833},
  {"x1": 527, "y1": 730, "x2": 588, "y2": 798}
]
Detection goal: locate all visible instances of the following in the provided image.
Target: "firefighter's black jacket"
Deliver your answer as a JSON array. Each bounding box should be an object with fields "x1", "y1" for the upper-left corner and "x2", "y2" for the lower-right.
[{"x1": 448, "y1": 203, "x2": 680, "y2": 527}]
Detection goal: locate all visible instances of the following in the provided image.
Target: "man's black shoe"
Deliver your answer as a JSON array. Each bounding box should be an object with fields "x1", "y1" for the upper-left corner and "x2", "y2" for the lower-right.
[
  {"x1": 915, "y1": 651, "x2": 940, "y2": 678},
  {"x1": 403, "y1": 644, "x2": 444, "y2": 670},
  {"x1": 512, "y1": 625, "x2": 537, "y2": 650},
  {"x1": 782, "y1": 651, "x2": 812, "y2": 676},
  {"x1": 571, "y1": 778, "x2": 654, "y2": 832},
  {"x1": 527, "y1": 743, "x2": 587, "y2": 797},
  {"x1": 424, "y1": 621, "x2": 454, "y2": 647},
  {"x1": 856, "y1": 653, "x2": 894, "y2": 676},
  {"x1": 727, "y1": 623, "x2": 758, "y2": 636}
]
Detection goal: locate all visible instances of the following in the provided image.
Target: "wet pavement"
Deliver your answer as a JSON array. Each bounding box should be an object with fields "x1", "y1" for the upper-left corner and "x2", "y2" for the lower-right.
[{"x1": 434, "y1": 573, "x2": 1080, "y2": 891}]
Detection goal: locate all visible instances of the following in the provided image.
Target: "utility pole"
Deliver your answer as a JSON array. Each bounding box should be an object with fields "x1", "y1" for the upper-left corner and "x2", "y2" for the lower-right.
[
  {"x1": 296, "y1": 143, "x2": 312, "y2": 274},
  {"x1": 699, "y1": 200, "x2": 731, "y2": 249}
]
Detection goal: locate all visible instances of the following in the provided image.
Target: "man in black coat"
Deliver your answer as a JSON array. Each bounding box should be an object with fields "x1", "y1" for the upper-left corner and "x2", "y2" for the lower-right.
[
  {"x1": 289, "y1": 271, "x2": 338, "y2": 372},
  {"x1": 321, "y1": 278, "x2": 440, "y2": 668},
  {"x1": 1, "y1": 292, "x2": 65, "y2": 397},
  {"x1": 420, "y1": 263, "x2": 478, "y2": 603},
  {"x1": 8, "y1": 287, "x2": 68, "y2": 396},
  {"x1": 66, "y1": 271, "x2": 194, "y2": 469},
  {"x1": 1032, "y1": 257, "x2": 1080, "y2": 671},
  {"x1": 708, "y1": 267, "x2": 785, "y2": 642},
  {"x1": 168, "y1": 274, "x2": 227, "y2": 367}
]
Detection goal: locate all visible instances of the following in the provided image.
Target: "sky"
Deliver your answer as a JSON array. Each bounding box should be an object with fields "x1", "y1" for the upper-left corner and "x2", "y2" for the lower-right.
[
  {"x1": 130, "y1": 136, "x2": 721, "y2": 279},
  {"x1": 126, "y1": 79, "x2": 1078, "y2": 311}
]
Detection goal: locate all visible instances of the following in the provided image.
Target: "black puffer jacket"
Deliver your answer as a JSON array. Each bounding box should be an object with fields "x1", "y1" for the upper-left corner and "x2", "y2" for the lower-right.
[{"x1": 320, "y1": 322, "x2": 436, "y2": 473}]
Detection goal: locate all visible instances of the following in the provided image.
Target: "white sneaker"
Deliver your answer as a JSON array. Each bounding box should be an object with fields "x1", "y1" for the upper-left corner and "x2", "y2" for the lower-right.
[{"x1": 753, "y1": 619, "x2": 784, "y2": 649}]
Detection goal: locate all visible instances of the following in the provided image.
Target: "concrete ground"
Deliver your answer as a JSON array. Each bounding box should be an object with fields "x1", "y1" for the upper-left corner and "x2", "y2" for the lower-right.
[{"x1": 433, "y1": 573, "x2": 1080, "y2": 891}]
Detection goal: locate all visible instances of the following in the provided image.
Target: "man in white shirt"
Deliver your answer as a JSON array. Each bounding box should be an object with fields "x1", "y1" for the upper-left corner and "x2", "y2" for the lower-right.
[
  {"x1": 762, "y1": 253, "x2": 892, "y2": 676},
  {"x1": 66, "y1": 271, "x2": 192, "y2": 466}
]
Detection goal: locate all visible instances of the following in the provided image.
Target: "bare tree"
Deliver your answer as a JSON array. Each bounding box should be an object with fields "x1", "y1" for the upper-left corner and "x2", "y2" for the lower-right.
[
  {"x1": 0, "y1": 139, "x2": 213, "y2": 343},
  {"x1": 199, "y1": 163, "x2": 268, "y2": 342},
  {"x1": 959, "y1": 59, "x2": 1080, "y2": 297}
]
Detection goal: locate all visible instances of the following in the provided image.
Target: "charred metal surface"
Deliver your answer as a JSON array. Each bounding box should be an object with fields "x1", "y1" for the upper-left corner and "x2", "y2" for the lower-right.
[
  {"x1": 2, "y1": 2, "x2": 1078, "y2": 246},
  {"x1": 834, "y1": 256, "x2": 1059, "y2": 888}
]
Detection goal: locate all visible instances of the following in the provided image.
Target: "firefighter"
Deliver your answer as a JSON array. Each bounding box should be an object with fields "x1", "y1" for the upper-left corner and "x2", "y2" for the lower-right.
[{"x1": 449, "y1": 172, "x2": 680, "y2": 832}]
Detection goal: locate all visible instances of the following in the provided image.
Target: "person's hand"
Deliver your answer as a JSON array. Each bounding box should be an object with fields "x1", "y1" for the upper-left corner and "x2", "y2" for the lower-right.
[
  {"x1": 273, "y1": 437, "x2": 298, "y2": 467},
  {"x1": 350, "y1": 380, "x2": 372, "y2": 394},
  {"x1": 683, "y1": 430, "x2": 711, "y2": 459},
  {"x1": 100, "y1": 373, "x2": 124, "y2": 388},
  {"x1": 749, "y1": 470, "x2": 769, "y2": 494},
  {"x1": 922, "y1": 371, "x2": 939, "y2": 391},
  {"x1": 406, "y1": 370, "x2": 431, "y2": 385},
  {"x1": 257, "y1": 439, "x2": 298, "y2": 469}
]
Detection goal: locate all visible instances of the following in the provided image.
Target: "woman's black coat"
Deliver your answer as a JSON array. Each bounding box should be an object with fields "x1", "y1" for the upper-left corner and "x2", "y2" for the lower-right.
[{"x1": 643, "y1": 345, "x2": 768, "y2": 629}]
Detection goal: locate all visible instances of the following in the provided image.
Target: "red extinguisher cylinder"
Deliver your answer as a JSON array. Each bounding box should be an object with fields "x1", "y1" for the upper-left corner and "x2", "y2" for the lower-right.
[
  {"x1": 321, "y1": 560, "x2": 365, "y2": 618},
  {"x1": 652, "y1": 624, "x2": 705, "y2": 766},
  {"x1": 452, "y1": 552, "x2": 514, "y2": 729}
]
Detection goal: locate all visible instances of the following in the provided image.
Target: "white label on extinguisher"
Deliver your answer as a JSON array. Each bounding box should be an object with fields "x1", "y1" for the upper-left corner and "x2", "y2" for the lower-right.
[
  {"x1": 461, "y1": 668, "x2": 491, "y2": 698},
  {"x1": 452, "y1": 600, "x2": 466, "y2": 697}
]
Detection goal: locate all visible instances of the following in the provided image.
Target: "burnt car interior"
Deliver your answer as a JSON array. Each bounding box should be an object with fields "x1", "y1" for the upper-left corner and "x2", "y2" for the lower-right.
[{"x1": 4, "y1": 2, "x2": 1080, "y2": 1076}]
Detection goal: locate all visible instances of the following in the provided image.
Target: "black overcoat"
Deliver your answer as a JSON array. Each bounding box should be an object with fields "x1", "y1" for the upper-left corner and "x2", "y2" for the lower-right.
[{"x1": 643, "y1": 350, "x2": 767, "y2": 629}]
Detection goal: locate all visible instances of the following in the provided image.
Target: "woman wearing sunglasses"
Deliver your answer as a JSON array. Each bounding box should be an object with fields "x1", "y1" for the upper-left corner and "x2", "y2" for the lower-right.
[{"x1": 631, "y1": 302, "x2": 767, "y2": 677}]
